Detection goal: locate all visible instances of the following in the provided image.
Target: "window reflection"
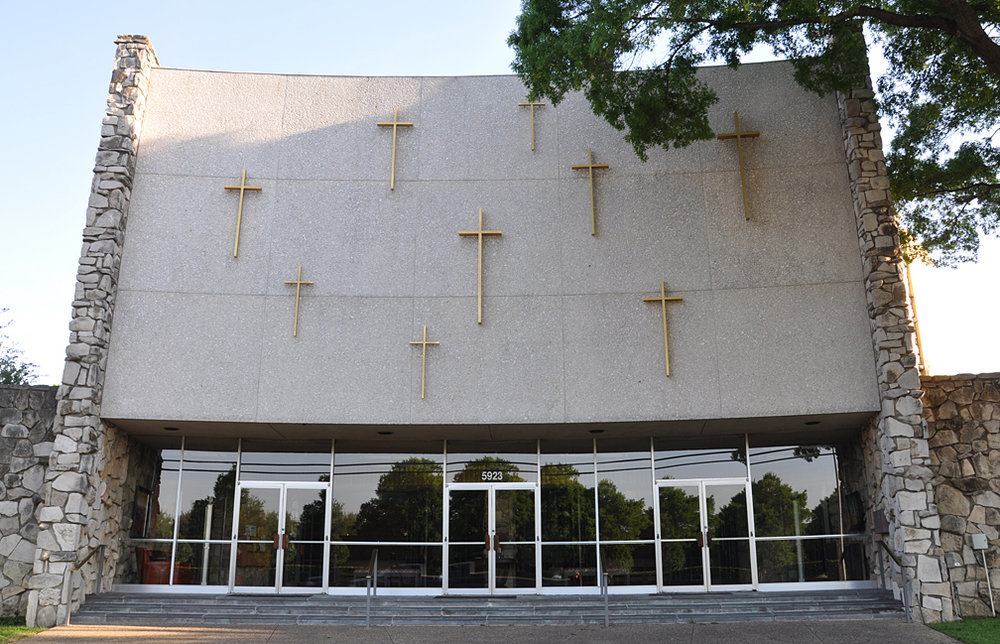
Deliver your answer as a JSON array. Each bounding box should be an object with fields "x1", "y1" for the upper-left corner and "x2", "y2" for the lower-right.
[
  {"x1": 333, "y1": 451, "x2": 444, "y2": 542},
  {"x1": 240, "y1": 444, "x2": 331, "y2": 482},
  {"x1": 654, "y1": 440, "x2": 748, "y2": 480}
]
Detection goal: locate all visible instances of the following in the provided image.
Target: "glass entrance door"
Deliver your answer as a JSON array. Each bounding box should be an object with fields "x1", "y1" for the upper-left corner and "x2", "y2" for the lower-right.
[
  {"x1": 447, "y1": 483, "x2": 537, "y2": 594},
  {"x1": 230, "y1": 482, "x2": 329, "y2": 593},
  {"x1": 656, "y1": 478, "x2": 756, "y2": 591}
]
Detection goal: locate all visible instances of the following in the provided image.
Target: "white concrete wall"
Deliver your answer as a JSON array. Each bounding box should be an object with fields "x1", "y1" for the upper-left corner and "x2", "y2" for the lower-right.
[{"x1": 101, "y1": 62, "x2": 879, "y2": 426}]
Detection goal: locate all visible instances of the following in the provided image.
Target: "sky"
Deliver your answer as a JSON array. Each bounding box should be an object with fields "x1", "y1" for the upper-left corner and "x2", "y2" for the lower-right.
[{"x1": 0, "y1": 1, "x2": 996, "y2": 385}]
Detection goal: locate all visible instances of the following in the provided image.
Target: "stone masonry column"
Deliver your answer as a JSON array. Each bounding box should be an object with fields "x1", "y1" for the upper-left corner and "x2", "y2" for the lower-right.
[
  {"x1": 839, "y1": 81, "x2": 948, "y2": 622},
  {"x1": 26, "y1": 35, "x2": 158, "y2": 628}
]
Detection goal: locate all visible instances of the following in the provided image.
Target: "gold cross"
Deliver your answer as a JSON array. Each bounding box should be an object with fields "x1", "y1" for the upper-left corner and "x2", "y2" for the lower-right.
[
  {"x1": 571, "y1": 148, "x2": 610, "y2": 236},
  {"x1": 409, "y1": 325, "x2": 440, "y2": 399},
  {"x1": 283, "y1": 265, "x2": 314, "y2": 337},
  {"x1": 458, "y1": 208, "x2": 503, "y2": 325},
  {"x1": 376, "y1": 106, "x2": 414, "y2": 191},
  {"x1": 518, "y1": 101, "x2": 545, "y2": 150},
  {"x1": 717, "y1": 111, "x2": 761, "y2": 221},
  {"x1": 223, "y1": 168, "x2": 262, "y2": 257},
  {"x1": 643, "y1": 279, "x2": 684, "y2": 377}
]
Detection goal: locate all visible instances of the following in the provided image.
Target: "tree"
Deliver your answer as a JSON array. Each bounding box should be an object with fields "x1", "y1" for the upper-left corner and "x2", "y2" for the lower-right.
[
  {"x1": 509, "y1": 1, "x2": 1000, "y2": 264},
  {"x1": 0, "y1": 309, "x2": 37, "y2": 385}
]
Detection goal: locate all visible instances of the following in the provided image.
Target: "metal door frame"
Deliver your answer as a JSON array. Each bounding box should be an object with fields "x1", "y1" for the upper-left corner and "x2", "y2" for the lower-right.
[
  {"x1": 654, "y1": 477, "x2": 758, "y2": 592},
  {"x1": 228, "y1": 480, "x2": 331, "y2": 594},
  {"x1": 444, "y1": 482, "x2": 539, "y2": 595}
]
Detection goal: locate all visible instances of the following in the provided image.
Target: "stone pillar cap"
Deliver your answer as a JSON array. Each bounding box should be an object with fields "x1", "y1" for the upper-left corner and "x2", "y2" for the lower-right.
[{"x1": 115, "y1": 35, "x2": 152, "y2": 45}]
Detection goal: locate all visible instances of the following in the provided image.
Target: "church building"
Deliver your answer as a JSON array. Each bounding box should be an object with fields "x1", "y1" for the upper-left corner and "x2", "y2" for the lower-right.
[{"x1": 18, "y1": 35, "x2": 956, "y2": 626}]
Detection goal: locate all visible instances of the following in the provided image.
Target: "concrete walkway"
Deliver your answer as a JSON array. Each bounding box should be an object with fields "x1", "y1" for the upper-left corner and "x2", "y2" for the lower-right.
[{"x1": 21, "y1": 621, "x2": 958, "y2": 643}]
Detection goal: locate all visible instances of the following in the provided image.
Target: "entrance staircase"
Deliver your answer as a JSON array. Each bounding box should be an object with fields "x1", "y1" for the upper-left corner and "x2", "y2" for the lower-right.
[{"x1": 72, "y1": 589, "x2": 905, "y2": 626}]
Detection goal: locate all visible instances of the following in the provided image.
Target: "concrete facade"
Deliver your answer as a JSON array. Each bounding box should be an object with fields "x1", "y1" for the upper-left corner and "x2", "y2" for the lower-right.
[{"x1": 99, "y1": 63, "x2": 878, "y2": 433}]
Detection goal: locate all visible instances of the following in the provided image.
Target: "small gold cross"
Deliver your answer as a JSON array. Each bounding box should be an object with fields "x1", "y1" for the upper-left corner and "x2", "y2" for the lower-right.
[
  {"x1": 377, "y1": 106, "x2": 414, "y2": 191},
  {"x1": 458, "y1": 208, "x2": 503, "y2": 325},
  {"x1": 717, "y1": 111, "x2": 761, "y2": 221},
  {"x1": 223, "y1": 168, "x2": 262, "y2": 257},
  {"x1": 643, "y1": 279, "x2": 684, "y2": 377},
  {"x1": 283, "y1": 265, "x2": 314, "y2": 337},
  {"x1": 518, "y1": 101, "x2": 545, "y2": 150},
  {"x1": 409, "y1": 325, "x2": 440, "y2": 399},
  {"x1": 571, "y1": 148, "x2": 610, "y2": 236}
]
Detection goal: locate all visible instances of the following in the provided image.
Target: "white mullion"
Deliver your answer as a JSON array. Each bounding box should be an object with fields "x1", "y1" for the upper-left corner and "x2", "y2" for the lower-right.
[
  {"x1": 592, "y1": 438, "x2": 601, "y2": 581},
  {"x1": 650, "y1": 436, "x2": 663, "y2": 593},
  {"x1": 442, "y1": 440, "x2": 449, "y2": 594},
  {"x1": 168, "y1": 436, "x2": 185, "y2": 586},
  {"x1": 227, "y1": 439, "x2": 243, "y2": 591},
  {"x1": 323, "y1": 439, "x2": 334, "y2": 593},
  {"x1": 744, "y1": 433, "x2": 759, "y2": 590},
  {"x1": 535, "y1": 440, "x2": 542, "y2": 594}
]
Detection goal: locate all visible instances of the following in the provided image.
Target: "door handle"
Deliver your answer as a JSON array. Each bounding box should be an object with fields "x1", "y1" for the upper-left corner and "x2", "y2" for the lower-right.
[
  {"x1": 273, "y1": 533, "x2": 280, "y2": 549},
  {"x1": 485, "y1": 534, "x2": 491, "y2": 549},
  {"x1": 493, "y1": 534, "x2": 500, "y2": 550},
  {"x1": 282, "y1": 533, "x2": 289, "y2": 549},
  {"x1": 697, "y1": 531, "x2": 704, "y2": 548},
  {"x1": 706, "y1": 531, "x2": 713, "y2": 546}
]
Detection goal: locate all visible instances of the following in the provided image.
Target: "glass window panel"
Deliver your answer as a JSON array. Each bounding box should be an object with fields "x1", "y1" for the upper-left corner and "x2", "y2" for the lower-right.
[
  {"x1": 329, "y1": 544, "x2": 442, "y2": 588},
  {"x1": 749, "y1": 445, "x2": 844, "y2": 537},
  {"x1": 129, "y1": 541, "x2": 174, "y2": 585},
  {"x1": 596, "y1": 446, "x2": 653, "y2": 541},
  {"x1": 449, "y1": 490, "x2": 487, "y2": 543},
  {"x1": 756, "y1": 536, "x2": 869, "y2": 583},
  {"x1": 447, "y1": 544, "x2": 489, "y2": 589},
  {"x1": 239, "y1": 446, "x2": 331, "y2": 482},
  {"x1": 600, "y1": 543, "x2": 656, "y2": 586},
  {"x1": 659, "y1": 484, "x2": 701, "y2": 540},
  {"x1": 542, "y1": 544, "x2": 597, "y2": 587},
  {"x1": 654, "y1": 440, "x2": 748, "y2": 480},
  {"x1": 235, "y1": 542, "x2": 276, "y2": 586},
  {"x1": 333, "y1": 452, "x2": 443, "y2": 542},
  {"x1": 706, "y1": 482, "x2": 749, "y2": 539},
  {"x1": 709, "y1": 538, "x2": 752, "y2": 585},
  {"x1": 176, "y1": 447, "x2": 237, "y2": 541},
  {"x1": 540, "y1": 447, "x2": 596, "y2": 542},
  {"x1": 171, "y1": 543, "x2": 231, "y2": 586},
  {"x1": 496, "y1": 543, "x2": 535, "y2": 588},
  {"x1": 284, "y1": 541, "x2": 325, "y2": 587},
  {"x1": 661, "y1": 541, "x2": 703, "y2": 586},
  {"x1": 144, "y1": 449, "x2": 181, "y2": 540},
  {"x1": 447, "y1": 441, "x2": 538, "y2": 483}
]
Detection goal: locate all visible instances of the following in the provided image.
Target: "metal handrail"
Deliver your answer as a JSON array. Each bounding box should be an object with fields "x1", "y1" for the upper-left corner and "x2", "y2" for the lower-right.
[
  {"x1": 877, "y1": 540, "x2": 912, "y2": 623},
  {"x1": 62, "y1": 544, "x2": 105, "y2": 626},
  {"x1": 365, "y1": 548, "x2": 379, "y2": 628},
  {"x1": 599, "y1": 550, "x2": 609, "y2": 627}
]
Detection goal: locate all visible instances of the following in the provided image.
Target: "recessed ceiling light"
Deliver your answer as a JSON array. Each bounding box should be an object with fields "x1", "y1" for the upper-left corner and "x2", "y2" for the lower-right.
[
  {"x1": 804, "y1": 421, "x2": 821, "y2": 426},
  {"x1": 378, "y1": 431, "x2": 393, "y2": 435},
  {"x1": 588, "y1": 429, "x2": 604, "y2": 434},
  {"x1": 164, "y1": 427, "x2": 179, "y2": 432}
]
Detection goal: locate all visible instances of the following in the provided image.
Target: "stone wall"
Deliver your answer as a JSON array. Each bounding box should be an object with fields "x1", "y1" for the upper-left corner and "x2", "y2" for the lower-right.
[
  {"x1": 0, "y1": 386, "x2": 56, "y2": 616},
  {"x1": 923, "y1": 373, "x2": 1000, "y2": 617},
  {"x1": 26, "y1": 35, "x2": 158, "y2": 628},
  {"x1": 838, "y1": 78, "x2": 945, "y2": 621}
]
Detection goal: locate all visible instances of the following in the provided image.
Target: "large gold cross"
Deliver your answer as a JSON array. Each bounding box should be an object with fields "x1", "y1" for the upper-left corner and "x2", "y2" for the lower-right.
[
  {"x1": 458, "y1": 208, "x2": 503, "y2": 325},
  {"x1": 223, "y1": 168, "x2": 262, "y2": 257},
  {"x1": 409, "y1": 325, "x2": 440, "y2": 399},
  {"x1": 717, "y1": 111, "x2": 761, "y2": 221},
  {"x1": 518, "y1": 101, "x2": 545, "y2": 150},
  {"x1": 376, "y1": 106, "x2": 414, "y2": 191},
  {"x1": 571, "y1": 148, "x2": 610, "y2": 236},
  {"x1": 643, "y1": 279, "x2": 684, "y2": 377},
  {"x1": 283, "y1": 265, "x2": 314, "y2": 337}
]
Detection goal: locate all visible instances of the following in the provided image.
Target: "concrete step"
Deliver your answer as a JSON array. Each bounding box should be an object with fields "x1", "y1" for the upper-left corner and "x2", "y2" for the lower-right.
[{"x1": 72, "y1": 589, "x2": 905, "y2": 625}]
